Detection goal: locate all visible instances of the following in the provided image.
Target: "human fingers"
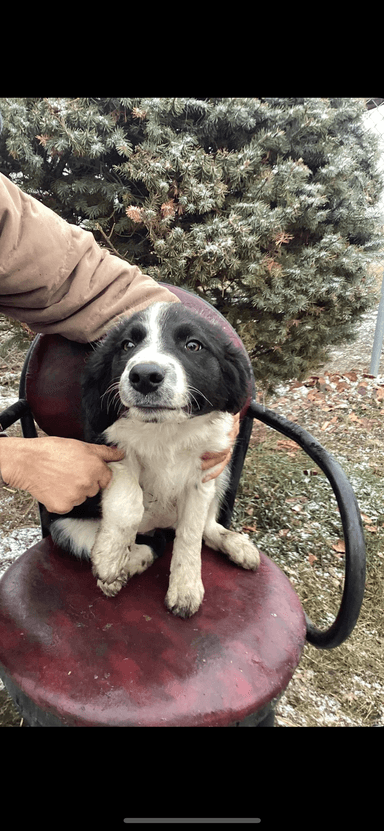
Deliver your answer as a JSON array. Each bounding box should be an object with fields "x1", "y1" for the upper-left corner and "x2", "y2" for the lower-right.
[
  {"x1": 87, "y1": 443, "x2": 125, "y2": 489},
  {"x1": 202, "y1": 448, "x2": 232, "y2": 483}
]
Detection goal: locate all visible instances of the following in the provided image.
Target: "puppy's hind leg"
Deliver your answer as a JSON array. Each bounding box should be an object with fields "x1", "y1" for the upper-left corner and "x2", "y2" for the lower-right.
[
  {"x1": 203, "y1": 500, "x2": 260, "y2": 572},
  {"x1": 126, "y1": 532, "x2": 167, "y2": 578}
]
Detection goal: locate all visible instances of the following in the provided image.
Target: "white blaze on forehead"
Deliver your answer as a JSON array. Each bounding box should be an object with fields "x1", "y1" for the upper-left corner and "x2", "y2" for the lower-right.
[
  {"x1": 127, "y1": 304, "x2": 176, "y2": 368},
  {"x1": 119, "y1": 303, "x2": 189, "y2": 409},
  {"x1": 131, "y1": 302, "x2": 169, "y2": 362}
]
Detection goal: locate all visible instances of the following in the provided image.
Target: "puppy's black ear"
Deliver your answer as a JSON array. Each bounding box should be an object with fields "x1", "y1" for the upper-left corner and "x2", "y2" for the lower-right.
[
  {"x1": 221, "y1": 343, "x2": 253, "y2": 414},
  {"x1": 81, "y1": 346, "x2": 117, "y2": 440}
]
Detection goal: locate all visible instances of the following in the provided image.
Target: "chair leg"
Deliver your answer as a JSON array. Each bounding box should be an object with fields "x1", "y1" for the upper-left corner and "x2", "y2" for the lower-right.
[
  {"x1": 257, "y1": 710, "x2": 275, "y2": 727},
  {"x1": 229, "y1": 704, "x2": 275, "y2": 726}
]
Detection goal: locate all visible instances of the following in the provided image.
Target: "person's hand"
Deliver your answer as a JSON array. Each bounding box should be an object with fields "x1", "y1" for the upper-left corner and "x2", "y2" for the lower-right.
[
  {"x1": 0, "y1": 436, "x2": 125, "y2": 513},
  {"x1": 201, "y1": 412, "x2": 240, "y2": 483}
]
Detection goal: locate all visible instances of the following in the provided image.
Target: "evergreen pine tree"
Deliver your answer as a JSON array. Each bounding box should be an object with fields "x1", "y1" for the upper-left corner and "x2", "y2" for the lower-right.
[{"x1": 1, "y1": 96, "x2": 382, "y2": 388}]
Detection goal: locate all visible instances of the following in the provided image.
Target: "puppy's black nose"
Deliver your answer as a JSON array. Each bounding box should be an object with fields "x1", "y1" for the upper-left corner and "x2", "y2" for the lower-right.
[{"x1": 129, "y1": 363, "x2": 165, "y2": 395}]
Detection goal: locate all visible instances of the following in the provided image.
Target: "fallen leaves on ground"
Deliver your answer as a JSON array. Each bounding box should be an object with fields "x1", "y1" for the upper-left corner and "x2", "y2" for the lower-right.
[{"x1": 254, "y1": 368, "x2": 384, "y2": 440}]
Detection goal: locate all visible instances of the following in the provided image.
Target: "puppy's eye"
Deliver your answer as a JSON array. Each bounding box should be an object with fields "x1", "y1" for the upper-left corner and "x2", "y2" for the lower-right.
[
  {"x1": 122, "y1": 340, "x2": 135, "y2": 351},
  {"x1": 186, "y1": 340, "x2": 203, "y2": 352}
]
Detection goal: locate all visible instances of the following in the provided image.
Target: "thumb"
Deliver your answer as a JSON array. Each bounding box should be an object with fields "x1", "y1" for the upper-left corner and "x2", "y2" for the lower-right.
[{"x1": 90, "y1": 443, "x2": 125, "y2": 460}]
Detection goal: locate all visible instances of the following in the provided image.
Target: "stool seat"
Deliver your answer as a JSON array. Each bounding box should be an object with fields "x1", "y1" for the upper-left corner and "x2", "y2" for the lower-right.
[{"x1": 0, "y1": 538, "x2": 306, "y2": 727}]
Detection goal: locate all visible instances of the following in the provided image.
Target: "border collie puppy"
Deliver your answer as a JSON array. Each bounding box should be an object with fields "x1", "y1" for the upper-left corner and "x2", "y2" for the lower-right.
[{"x1": 50, "y1": 302, "x2": 260, "y2": 618}]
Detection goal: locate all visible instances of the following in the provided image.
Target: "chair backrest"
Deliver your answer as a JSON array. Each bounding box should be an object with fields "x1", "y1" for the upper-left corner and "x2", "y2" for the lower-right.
[{"x1": 20, "y1": 283, "x2": 255, "y2": 440}]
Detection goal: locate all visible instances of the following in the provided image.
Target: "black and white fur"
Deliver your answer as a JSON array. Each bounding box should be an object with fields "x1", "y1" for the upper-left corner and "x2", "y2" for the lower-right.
[{"x1": 50, "y1": 302, "x2": 259, "y2": 618}]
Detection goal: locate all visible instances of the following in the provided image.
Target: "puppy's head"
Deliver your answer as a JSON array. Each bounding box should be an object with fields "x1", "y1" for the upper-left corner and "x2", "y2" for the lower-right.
[{"x1": 82, "y1": 302, "x2": 252, "y2": 435}]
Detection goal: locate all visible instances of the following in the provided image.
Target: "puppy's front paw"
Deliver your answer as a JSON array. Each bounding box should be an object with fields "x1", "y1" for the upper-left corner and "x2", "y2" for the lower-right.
[
  {"x1": 165, "y1": 577, "x2": 205, "y2": 619},
  {"x1": 91, "y1": 532, "x2": 131, "y2": 597},
  {"x1": 92, "y1": 558, "x2": 129, "y2": 597},
  {"x1": 96, "y1": 574, "x2": 127, "y2": 597},
  {"x1": 93, "y1": 541, "x2": 158, "y2": 597}
]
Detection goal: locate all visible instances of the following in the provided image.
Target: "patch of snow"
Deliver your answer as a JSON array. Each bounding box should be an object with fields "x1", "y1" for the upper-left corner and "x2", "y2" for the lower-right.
[
  {"x1": 0, "y1": 525, "x2": 42, "y2": 579},
  {"x1": 0, "y1": 390, "x2": 19, "y2": 412}
]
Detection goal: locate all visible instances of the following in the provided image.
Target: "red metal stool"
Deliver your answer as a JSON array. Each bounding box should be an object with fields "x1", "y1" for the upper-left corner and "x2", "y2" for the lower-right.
[{"x1": 0, "y1": 285, "x2": 365, "y2": 726}]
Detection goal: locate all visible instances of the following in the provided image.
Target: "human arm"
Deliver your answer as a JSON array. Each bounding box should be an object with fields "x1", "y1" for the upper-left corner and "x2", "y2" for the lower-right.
[{"x1": 0, "y1": 172, "x2": 179, "y2": 343}]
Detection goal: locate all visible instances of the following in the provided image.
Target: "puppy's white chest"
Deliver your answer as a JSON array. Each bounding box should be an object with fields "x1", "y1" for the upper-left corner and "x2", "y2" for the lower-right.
[
  {"x1": 104, "y1": 411, "x2": 231, "y2": 533},
  {"x1": 139, "y1": 442, "x2": 199, "y2": 525}
]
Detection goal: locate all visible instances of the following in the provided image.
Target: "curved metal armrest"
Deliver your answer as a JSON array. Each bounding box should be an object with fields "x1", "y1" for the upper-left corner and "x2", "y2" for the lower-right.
[
  {"x1": 248, "y1": 400, "x2": 366, "y2": 649},
  {"x1": 0, "y1": 399, "x2": 30, "y2": 432}
]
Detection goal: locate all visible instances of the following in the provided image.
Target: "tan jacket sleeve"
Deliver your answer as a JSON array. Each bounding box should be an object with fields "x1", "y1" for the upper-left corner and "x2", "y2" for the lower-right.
[{"x1": 0, "y1": 173, "x2": 179, "y2": 343}]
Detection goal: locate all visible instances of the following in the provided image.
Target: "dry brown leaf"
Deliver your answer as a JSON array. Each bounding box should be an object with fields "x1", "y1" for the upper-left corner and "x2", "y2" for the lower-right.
[
  {"x1": 276, "y1": 439, "x2": 298, "y2": 453},
  {"x1": 331, "y1": 539, "x2": 346, "y2": 554}
]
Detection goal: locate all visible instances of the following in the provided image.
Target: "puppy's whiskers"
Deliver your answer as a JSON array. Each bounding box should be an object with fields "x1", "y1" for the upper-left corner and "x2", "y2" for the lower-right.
[
  {"x1": 187, "y1": 385, "x2": 213, "y2": 411},
  {"x1": 101, "y1": 381, "x2": 121, "y2": 415}
]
